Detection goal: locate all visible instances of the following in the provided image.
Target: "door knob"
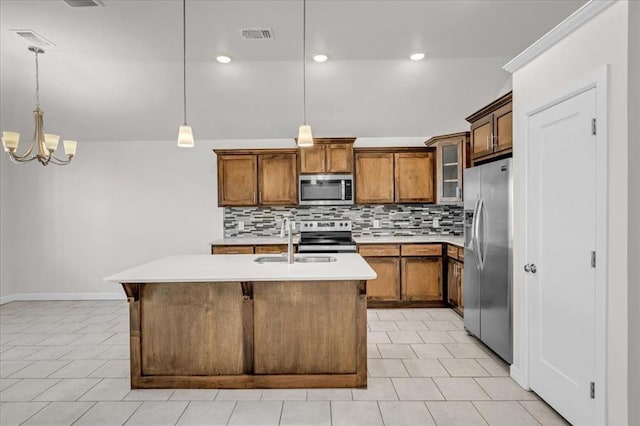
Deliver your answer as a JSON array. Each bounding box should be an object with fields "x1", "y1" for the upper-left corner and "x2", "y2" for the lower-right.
[{"x1": 524, "y1": 264, "x2": 537, "y2": 274}]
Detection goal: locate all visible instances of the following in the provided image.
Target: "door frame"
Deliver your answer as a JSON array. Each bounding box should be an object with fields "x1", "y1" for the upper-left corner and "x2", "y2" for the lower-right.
[{"x1": 513, "y1": 65, "x2": 608, "y2": 424}]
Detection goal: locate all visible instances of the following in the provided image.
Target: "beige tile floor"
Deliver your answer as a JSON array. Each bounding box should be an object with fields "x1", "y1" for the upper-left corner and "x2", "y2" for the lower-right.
[{"x1": 0, "y1": 301, "x2": 570, "y2": 425}]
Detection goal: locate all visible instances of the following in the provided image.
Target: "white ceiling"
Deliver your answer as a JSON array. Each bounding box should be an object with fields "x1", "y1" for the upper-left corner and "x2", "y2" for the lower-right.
[{"x1": 0, "y1": 0, "x2": 586, "y2": 142}]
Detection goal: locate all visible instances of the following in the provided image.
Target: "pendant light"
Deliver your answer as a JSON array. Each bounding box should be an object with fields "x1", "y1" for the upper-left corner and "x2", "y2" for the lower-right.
[
  {"x1": 297, "y1": 0, "x2": 313, "y2": 147},
  {"x1": 177, "y1": 0, "x2": 194, "y2": 148}
]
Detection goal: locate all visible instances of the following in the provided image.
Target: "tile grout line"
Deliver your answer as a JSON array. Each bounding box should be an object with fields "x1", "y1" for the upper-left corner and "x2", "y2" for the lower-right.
[{"x1": 17, "y1": 400, "x2": 52, "y2": 426}]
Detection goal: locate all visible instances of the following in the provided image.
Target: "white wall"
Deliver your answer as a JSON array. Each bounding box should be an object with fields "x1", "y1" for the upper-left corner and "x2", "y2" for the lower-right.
[
  {"x1": 511, "y1": 2, "x2": 629, "y2": 424},
  {"x1": 628, "y1": 1, "x2": 639, "y2": 424},
  {"x1": 0, "y1": 135, "x2": 434, "y2": 301}
]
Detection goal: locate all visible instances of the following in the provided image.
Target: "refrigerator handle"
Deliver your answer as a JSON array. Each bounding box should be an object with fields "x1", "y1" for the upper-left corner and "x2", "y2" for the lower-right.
[
  {"x1": 471, "y1": 197, "x2": 480, "y2": 265},
  {"x1": 476, "y1": 197, "x2": 485, "y2": 271}
]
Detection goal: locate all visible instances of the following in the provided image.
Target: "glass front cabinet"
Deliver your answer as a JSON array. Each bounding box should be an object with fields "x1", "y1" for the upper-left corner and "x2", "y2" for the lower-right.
[{"x1": 425, "y1": 132, "x2": 470, "y2": 204}]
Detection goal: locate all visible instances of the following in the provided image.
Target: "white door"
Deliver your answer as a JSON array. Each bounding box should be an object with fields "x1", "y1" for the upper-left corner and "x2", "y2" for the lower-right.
[{"x1": 526, "y1": 88, "x2": 596, "y2": 425}]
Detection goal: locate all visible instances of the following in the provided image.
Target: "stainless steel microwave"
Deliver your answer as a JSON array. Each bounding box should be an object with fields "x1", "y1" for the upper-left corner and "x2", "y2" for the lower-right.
[{"x1": 298, "y1": 174, "x2": 354, "y2": 206}]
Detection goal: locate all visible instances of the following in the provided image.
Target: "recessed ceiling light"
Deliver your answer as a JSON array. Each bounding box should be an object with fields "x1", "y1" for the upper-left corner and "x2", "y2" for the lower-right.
[
  {"x1": 313, "y1": 54, "x2": 328, "y2": 63},
  {"x1": 409, "y1": 52, "x2": 425, "y2": 61},
  {"x1": 216, "y1": 55, "x2": 232, "y2": 64}
]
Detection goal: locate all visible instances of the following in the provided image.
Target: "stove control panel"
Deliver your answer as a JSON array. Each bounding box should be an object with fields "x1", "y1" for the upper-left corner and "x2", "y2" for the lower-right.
[{"x1": 300, "y1": 220, "x2": 352, "y2": 232}]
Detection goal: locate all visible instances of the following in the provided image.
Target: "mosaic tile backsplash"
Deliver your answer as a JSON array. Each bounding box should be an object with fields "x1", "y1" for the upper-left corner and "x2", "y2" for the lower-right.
[{"x1": 224, "y1": 205, "x2": 463, "y2": 238}]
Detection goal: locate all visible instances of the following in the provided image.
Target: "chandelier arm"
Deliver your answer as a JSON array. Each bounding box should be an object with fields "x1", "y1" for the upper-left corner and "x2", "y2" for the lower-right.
[
  {"x1": 6, "y1": 152, "x2": 37, "y2": 163},
  {"x1": 48, "y1": 154, "x2": 72, "y2": 165}
]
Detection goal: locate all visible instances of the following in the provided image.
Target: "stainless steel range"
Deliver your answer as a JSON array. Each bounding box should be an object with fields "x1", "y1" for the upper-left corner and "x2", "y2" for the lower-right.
[{"x1": 297, "y1": 220, "x2": 357, "y2": 253}]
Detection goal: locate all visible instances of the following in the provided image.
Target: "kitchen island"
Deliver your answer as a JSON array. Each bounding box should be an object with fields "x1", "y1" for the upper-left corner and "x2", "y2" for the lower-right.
[{"x1": 104, "y1": 254, "x2": 376, "y2": 389}]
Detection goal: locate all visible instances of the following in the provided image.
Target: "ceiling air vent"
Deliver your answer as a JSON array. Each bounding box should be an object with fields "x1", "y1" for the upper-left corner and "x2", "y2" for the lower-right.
[
  {"x1": 11, "y1": 30, "x2": 56, "y2": 47},
  {"x1": 62, "y1": 0, "x2": 105, "y2": 7},
  {"x1": 240, "y1": 28, "x2": 274, "y2": 40}
]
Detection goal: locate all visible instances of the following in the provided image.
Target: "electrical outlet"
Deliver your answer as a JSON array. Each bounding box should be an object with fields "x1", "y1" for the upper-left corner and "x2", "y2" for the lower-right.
[
  {"x1": 432, "y1": 218, "x2": 440, "y2": 228},
  {"x1": 291, "y1": 221, "x2": 296, "y2": 230},
  {"x1": 373, "y1": 219, "x2": 381, "y2": 229},
  {"x1": 237, "y1": 221, "x2": 244, "y2": 231}
]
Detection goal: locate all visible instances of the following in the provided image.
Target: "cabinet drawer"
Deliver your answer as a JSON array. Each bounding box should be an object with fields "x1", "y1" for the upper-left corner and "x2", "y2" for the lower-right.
[
  {"x1": 401, "y1": 244, "x2": 442, "y2": 257},
  {"x1": 458, "y1": 247, "x2": 464, "y2": 261},
  {"x1": 358, "y1": 244, "x2": 400, "y2": 257},
  {"x1": 447, "y1": 244, "x2": 459, "y2": 260},
  {"x1": 212, "y1": 245, "x2": 254, "y2": 255},
  {"x1": 255, "y1": 245, "x2": 289, "y2": 254}
]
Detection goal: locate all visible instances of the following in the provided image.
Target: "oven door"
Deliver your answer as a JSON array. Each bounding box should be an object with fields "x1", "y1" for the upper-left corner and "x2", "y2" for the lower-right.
[{"x1": 299, "y1": 174, "x2": 353, "y2": 205}]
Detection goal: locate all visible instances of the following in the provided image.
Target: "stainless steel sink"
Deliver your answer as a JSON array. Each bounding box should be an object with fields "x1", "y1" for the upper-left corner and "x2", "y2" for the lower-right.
[
  {"x1": 295, "y1": 256, "x2": 337, "y2": 263},
  {"x1": 254, "y1": 255, "x2": 337, "y2": 264},
  {"x1": 254, "y1": 256, "x2": 289, "y2": 263}
]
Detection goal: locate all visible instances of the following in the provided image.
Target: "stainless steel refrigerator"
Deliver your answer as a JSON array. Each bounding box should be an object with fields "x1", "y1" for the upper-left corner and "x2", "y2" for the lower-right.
[{"x1": 463, "y1": 158, "x2": 513, "y2": 364}]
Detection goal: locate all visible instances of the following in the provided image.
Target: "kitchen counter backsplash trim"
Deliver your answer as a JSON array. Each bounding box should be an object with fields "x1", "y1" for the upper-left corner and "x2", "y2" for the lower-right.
[{"x1": 223, "y1": 204, "x2": 463, "y2": 238}]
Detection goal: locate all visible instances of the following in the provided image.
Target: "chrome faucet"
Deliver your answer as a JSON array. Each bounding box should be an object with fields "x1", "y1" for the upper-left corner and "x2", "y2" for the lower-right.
[{"x1": 280, "y1": 217, "x2": 295, "y2": 264}]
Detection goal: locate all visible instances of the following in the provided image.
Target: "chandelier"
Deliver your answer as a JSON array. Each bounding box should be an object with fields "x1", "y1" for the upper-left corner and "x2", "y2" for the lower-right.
[{"x1": 1, "y1": 46, "x2": 77, "y2": 165}]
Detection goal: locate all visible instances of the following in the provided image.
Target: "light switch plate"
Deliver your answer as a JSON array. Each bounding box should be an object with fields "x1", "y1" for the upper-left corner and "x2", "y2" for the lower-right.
[
  {"x1": 432, "y1": 218, "x2": 440, "y2": 228},
  {"x1": 373, "y1": 219, "x2": 381, "y2": 228},
  {"x1": 237, "y1": 221, "x2": 244, "y2": 231}
]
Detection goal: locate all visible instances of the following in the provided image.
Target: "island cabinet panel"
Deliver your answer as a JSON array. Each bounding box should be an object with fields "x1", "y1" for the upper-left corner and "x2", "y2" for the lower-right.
[
  {"x1": 253, "y1": 281, "x2": 358, "y2": 374},
  {"x1": 394, "y1": 152, "x2": 435, "y2": 203},
  {"x1": 258, "y1": 153, "x2": 297, "y2": 205},
  {"x1": 139, "y1": 283, "x2": 244, "y2": 376},
  {"x1": 218, "y1": 155, "x2": 257, "y2": 206},
  {"x1": 355, "y1": 152, "x2": 394, "y2": 203},
  {"x1": 364, "y1": 257, "x2": 400, "y2": 301},
  {"x1": 401, "y1": 257, "x2": 443, "y2": 301}
]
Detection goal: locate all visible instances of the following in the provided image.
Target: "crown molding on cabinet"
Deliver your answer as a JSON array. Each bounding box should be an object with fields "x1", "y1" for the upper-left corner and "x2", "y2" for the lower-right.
[{"x1": 503, "y1": 0, "x2": 615, "y2": 74}]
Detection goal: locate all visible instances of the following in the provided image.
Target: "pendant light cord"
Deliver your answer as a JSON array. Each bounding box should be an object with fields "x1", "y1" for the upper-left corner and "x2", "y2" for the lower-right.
[
  {"x1": 302, "y1": 0, "x2": 306, "y2": 125},
  {"x1": 35, "y1": 49, "x2": 40, "y2": 108},
  {"x1": 183, "y1": 0, "x2": 187, "y2": 125}
]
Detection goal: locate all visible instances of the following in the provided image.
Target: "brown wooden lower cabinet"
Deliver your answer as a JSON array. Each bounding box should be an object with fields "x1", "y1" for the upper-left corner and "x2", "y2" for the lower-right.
[
  {"x1": 402, "y1": 257, "x2": 442, "y2": 301},
  {"x1": 211, "y1": 244, "x2": 295, "y2": 255},
  {"x1": 122, "y1": 280, "x2": 367, "y2": 389},
  {"x1": 361, "y1": 243, "x2": 445, "y2": 308},
  {"x1": 211, "y1": 245, "x2": 254, "y2": 255},
  {"x1": 364, "y1": 257, "x2": 400, "y2": 301}
]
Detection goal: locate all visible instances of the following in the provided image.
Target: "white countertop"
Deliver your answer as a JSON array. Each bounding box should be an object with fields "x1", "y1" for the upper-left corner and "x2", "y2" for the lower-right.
[
  {"x1": 210, "y1": 235, "x2": 464, "y2": 247},
  {"x1": 104, "y1": 254, "x2": 377, "y2": 283}
]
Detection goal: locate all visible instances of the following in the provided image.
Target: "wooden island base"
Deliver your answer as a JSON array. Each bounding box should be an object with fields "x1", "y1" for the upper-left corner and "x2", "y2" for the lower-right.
[{"x1": 122, "y1": 280, "x2": 367, "y2": 389}]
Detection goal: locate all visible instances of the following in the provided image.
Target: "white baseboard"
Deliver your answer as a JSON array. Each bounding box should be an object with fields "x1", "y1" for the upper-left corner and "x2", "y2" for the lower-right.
[
  {"x1": 510, "y1": 364, "x2": 530, "y2": 390},
  {"x1": 0, "y1": 292, "x2": 126, "y2": 305}
]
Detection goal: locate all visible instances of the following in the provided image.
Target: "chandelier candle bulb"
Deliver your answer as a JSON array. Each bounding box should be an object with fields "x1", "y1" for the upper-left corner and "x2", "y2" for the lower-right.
[
  {"x1": 297, "y1": 124, "x2": 313, "y2": 147},
  {"x1": 63, "y1": 140, "x2": 77, "y2": 157},
  {"x1": 2, "y1": 132, "x2": 19, "y2": 151}
]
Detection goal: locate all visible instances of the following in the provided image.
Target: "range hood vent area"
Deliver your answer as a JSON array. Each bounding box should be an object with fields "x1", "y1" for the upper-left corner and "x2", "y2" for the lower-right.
[
  {"x1": 240, "y1": 28, "x2": 274, "y2": 39},
  {"x1": 62, "y1": 0, "x2": 105, "y2": 7},
  {"x1": 11, "y1": 30, "x2": 56, "y2": 47}
]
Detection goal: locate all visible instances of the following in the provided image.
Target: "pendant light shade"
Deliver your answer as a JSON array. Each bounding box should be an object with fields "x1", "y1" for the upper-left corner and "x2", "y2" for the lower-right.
[
  {"x1": 297, "y1": 125, "x2": 313, "y2": 147},
  {"x1": 177, "y1": 0, "x2": 194, "y2": 148},
  {"x1": 177, "y1": 125, "x2": 194, "y2": 147},
  {"x1": 297, "y1": 0, "x2": 313, "y2": 147}
]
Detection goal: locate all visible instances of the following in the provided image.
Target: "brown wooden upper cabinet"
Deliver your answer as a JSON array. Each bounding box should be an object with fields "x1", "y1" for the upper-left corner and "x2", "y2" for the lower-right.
[
  {"x1": 215, "y1": 149, "x2": 298, "y2": 207},
  {"x1": 466, "y1": 91, "x2": 512, "y2": 166},
  {"x1": 299, "y1": 138, "x2": 355, "y2": 174},
  {"x1": 425, "y1": 132, "x2": 470, "y2": 204},
  {"x1": 354, "y1": 148, "x2": 435, "y2": 204}
]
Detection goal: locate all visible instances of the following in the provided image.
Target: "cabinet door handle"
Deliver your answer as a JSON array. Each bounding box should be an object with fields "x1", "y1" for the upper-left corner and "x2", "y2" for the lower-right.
[
  {"x1": 253, "y1": 192, "x2": 256, "y2": 203},
  {"x1": 259, "y1": 191, "x2": 262, "y2": 203}
]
